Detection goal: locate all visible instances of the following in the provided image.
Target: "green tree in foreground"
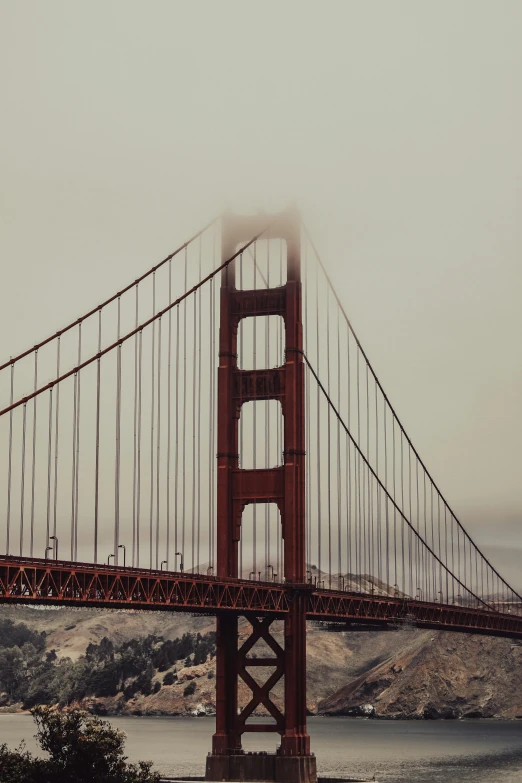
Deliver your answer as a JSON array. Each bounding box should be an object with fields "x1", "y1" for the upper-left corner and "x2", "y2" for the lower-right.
[{"x1": 0, "y1": 706, "x2": 160, "y2": 783}]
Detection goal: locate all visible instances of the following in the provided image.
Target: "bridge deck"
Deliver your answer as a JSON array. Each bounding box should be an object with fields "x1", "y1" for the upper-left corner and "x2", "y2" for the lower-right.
[{"x1": 2, "y1": 556, "x2": 522, "y2": 640}]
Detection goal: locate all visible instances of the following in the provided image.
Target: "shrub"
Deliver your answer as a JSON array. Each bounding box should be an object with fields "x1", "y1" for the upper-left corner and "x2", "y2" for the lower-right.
[
  {"x1": 0, "y1": 706, "x2": 160, "y2": 783},
  {"x1": 0, "y1": 619, "x2": 46, "y2": 652},
  {"x1": 183, "y1": 681, "x2": 196, "y2": 697},
  {"x1": 153, "y1": 681, "x2": 161, "y2": 694},
  {"x1": 162, "y1": 671, "x2": 176, "y2": 686}
]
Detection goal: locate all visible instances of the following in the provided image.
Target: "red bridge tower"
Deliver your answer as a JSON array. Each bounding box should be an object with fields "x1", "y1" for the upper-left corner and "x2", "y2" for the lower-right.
[{"x1": 205, "y1": 211, "x2": 316, "y2": 783}]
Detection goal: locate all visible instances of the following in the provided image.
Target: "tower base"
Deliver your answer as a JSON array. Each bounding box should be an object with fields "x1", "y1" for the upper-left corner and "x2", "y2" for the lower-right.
[{"x1": 205, "y1": 752, "x2": 317, "y2": 783}]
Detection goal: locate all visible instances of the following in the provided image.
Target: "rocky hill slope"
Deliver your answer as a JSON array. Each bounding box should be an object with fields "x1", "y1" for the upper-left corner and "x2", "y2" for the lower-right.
[{"x1": 1, "y1": 605, "x2": 521, "y2": 719}]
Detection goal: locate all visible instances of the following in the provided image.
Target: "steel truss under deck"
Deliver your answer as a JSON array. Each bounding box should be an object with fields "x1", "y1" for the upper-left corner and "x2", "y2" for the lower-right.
[{"x1": 2, "y1": 556, "x2": 522, "y2": 639}]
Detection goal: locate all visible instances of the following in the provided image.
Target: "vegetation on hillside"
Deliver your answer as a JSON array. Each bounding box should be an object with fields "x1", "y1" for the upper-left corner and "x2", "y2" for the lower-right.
[
  {"x1": 0, "y1": 618, "x2": 215, "y2": 710},
  {"x1": 0, "y1": 705, "x2": 159, "y2": 782}
]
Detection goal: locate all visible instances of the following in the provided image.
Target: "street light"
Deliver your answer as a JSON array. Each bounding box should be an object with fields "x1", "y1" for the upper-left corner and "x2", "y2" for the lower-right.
[
  {"x1": 393, "y1": 583, "x2": 399, "y2": 598},
  {"x1": 161, "y1": 560, "x2": 168, "y2": 570},
  {"x1": 107, "y1": 553, "x2": 114, "y2": 565},
  {"x1": 175, "y1": 552, "x2": 184, "y2": 573},
  {"x1": 118, "y1": 544, "x2": 126, "y2": 567},
  {"x1": 273, "y1": 573, "x2": 278, "y2": 582},
  {"x1": 438, "y1": 591, "x2": 444, "y2": 604},
  {"x1": 207, "y1": 566, "x2": 214, "y2": 576},
  {"x1": 45, "y1": 546, "x2": 53, "y2": 559},
  {"x1": 249, "y1": 571, "x2": 255, "y2": 581},
  {"x1": 266, "y1": 565, "x2": 274, "y2": 581},
  {"x1": 50, "y1": 536, "x2": 58, "y2": 560},
  {"x1": 416, "y1": 587, "x2": 423, "y2": 601}
]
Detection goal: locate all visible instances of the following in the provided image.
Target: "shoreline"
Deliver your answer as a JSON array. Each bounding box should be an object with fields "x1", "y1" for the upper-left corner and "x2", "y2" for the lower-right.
[{"x1": 1, "y1": 706, "x2": 521, "y2": 722}]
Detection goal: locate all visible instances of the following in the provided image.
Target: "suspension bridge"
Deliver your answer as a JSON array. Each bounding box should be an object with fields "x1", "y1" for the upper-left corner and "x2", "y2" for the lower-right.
[{"x1": 1, "y1": 209, "x2": 520, "y2": 783}]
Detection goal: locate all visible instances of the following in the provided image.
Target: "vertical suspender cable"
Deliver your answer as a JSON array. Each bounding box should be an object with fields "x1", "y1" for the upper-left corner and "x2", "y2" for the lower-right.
[
  {"x1": 375, "y1": 380, "x2": 380, "y2": 585},
  {"x1": 19, "y1": 402, "x2": 27, "y2": 555},
  {"x1": 150, "y1": 275, "x2": 156, "y2": 569},
  {"x1": 197, "y1": 237, "x2": 202, "y2": 571},
  {"x1": 437, "y1": 492, "x2": 438, "y2": 593},
  {"x1": 326, "y1": 286, "x2": 332, "y2": 588},
  {"x1": 392, "y1": 415, "x2": 397, "y2": 589},
  {"x1": 430, "y1": 481, "x2": 435, "y2": 600},
  {"x1": 30, "y1": 351, "x2": 38, "y2": 556},
  {"x1": 156, "y1": 315, "x2": 162, "y2": 569},
  {"x1": 356, "y1": 349, "x2": 361, "y2": 587},
  {"x1": 384, "y1": 397, "x2": 389, "y2": 590},
  {"x1": 115, "y1": 299, "x2": 122, "y2": 565},
  {"x1": 182, "y1": 250, "x2": 187, "y2": 570},
  {"x1": 346, "y1": 323, "x2": 351, "y2": 580},
  {"x1": 303, "y1": 238, "x2": 310, "y2": 571},
  {"x1": 167, "y1": 263, "x2": 172, "y2": 567},
  {"x1": 136, "y1": 329, "x2": 143, "y2": 567},
  {"x1": 208, "y1": 255, "x2": 214, "y2": 568},
  {"x1": 210, "y1": 270, "x2": 216, "y2": 569},
  {"x1": 95, "y1": 309, "x2": 102, "y2": 563},
  {"x1": 46, "y1": 388, "x2": 53, "y2": 548},
  {"x1": 416, "y1": 459, "x2": 421, "y2": 597},
  {"x1": 191, "y1": 290, "x2": 197, "y2": 572},
  {"x1": 408, "y1": 445, "x2": 413, "y2": 597},
  {"x1": 53, "y1": 337, "x2": 61, "y2": 542},
  {"x1": 74, "y1": 323, "x2": 82, "y2": 560},
  {"x1": 71, "y1": 369, "x2": 78, "y2": 561},
  {"x1": 315, "y1": 259, "x2": 321, "y2": 580},
  {"x1": 366, "y1": 365, "x2": 371, "y2": 585},
  {"x1": 400, "y1": 430, "x2": 405, "y2": 594},
  {"x1": 336, "y1": 305, "x2": 342, "y2": 581},
  {"x1": 6, "y1": 363, "x2": 14, "y2": 555},
  {"x1": 132, "y1": 289, "x2": 138, "y2": 566},
  {"x1": 175, "y1": 293, "x2": 180, "y2": 563}
]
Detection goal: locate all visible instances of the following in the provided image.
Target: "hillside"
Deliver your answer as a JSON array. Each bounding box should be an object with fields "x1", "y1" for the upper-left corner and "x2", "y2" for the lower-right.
[{"x1": 1, "y1": 605, "x2": 521, "y2": 720}]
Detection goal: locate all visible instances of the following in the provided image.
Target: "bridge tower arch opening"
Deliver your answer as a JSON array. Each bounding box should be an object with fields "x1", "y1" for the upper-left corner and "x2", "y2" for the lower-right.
[{"x1": 206, "y1": 210, "x2": 316, "y2": 783}]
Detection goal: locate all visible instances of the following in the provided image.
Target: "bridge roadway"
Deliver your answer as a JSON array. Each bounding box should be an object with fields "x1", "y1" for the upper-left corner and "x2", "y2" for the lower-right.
[{"x1": 2, "y1": 555, "x2": 522, "y2": 640}]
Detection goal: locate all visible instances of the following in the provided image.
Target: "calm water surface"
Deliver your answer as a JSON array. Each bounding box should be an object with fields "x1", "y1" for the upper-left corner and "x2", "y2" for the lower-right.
[{"x1": 1, "y1": 715, "x2": 522, "y2": 782}]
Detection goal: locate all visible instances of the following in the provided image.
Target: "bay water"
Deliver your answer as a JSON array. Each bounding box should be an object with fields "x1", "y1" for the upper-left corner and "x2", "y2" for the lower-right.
[{"x1": 1, "y1": 714, "x2": 522, "y2": 782}]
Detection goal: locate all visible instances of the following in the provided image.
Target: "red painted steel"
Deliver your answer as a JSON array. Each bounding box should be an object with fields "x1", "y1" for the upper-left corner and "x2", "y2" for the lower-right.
[
  {"x1": 0, "y1": 556, "x2": 289, "y2": 614},
  {"x1": 2, "y1": 556, "x2": 522, "y2": 638},
  {"x1": 213, "y1": 209, "x2": 310, "y2": 761}
]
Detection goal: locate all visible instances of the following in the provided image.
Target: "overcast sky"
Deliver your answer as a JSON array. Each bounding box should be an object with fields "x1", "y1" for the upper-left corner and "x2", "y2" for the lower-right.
[{"x1": 1, "y1": 2, "x2": 521, "y2": 584}]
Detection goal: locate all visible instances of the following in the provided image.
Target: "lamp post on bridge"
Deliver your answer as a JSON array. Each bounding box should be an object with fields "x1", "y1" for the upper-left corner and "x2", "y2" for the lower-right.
[
  {"x1": 45, "y1": 546, "x2": 53, "y2": 560},
  {"x1": 118, "y1": 544, "x2": 126, "y2": 567},
  {"x1": 107, "y1": 554, "x2": 114, "y2": 566},
  {"x1": 50, "y1": 536, "x2": 58, "y2": 561},
  {"x1": 416, "y1": 587, "x2": 423, "y2": 601},
  {"x1": 175, "y1": 552, "x2": 184, "y2": 573},
  {"x1": 161, "y1": 560, "x2": 168, "y2": 571}
]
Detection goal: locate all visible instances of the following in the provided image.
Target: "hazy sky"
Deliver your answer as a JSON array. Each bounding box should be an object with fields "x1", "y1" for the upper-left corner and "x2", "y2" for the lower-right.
[{"x1": 1, "y1": 2, "x2": 521, "y2": 583}]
